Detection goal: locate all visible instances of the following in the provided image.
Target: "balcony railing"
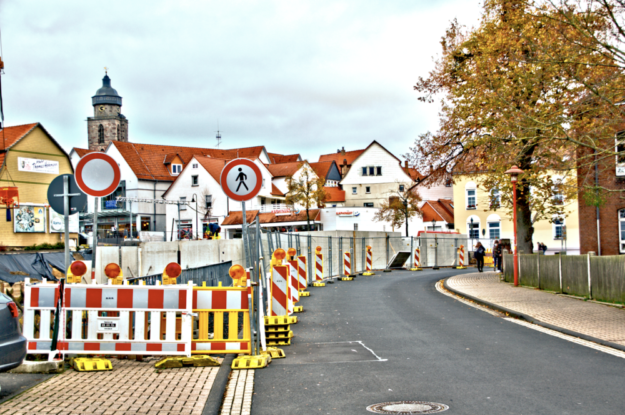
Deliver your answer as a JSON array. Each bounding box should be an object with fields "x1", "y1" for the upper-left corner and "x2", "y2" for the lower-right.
[{"x1": 260, "y1": 204, "x2": 293, "y2": 213}]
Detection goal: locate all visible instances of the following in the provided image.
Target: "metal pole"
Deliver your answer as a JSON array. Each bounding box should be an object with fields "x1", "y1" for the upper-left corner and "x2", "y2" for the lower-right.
[
  {"x1": 177, "y1": 202, "x2": 181, "y2": 241},
  {"x1": 91, "y1": 198, "x2": 99, "y2": 283},
  {"x1": 63, "y1": 176, "x2": 70, "y2": 275},
  {"x1": 410, "y1": 236, "x2": 414, "y2": 269},
  {"x1": 328, "y1": 236, "x2": 334, "y2": 283},
  {"x1": 307, "y1": 234, "x2": 312, "y2": 285},
  {"x1": 513, "y1": 179, "x2": 519, "y2": 287},
  {"x1": 129, "y1": 200, "x2": 132, "y2": 240},
  {"x1": 242, "y1": 202, "x2": 248, "y2": 268}
]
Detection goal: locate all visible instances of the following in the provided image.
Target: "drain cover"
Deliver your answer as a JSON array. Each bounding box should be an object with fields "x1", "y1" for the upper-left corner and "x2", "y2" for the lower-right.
[{"x1": 366, "y1": 401, "x2": 449, "y2": 414}]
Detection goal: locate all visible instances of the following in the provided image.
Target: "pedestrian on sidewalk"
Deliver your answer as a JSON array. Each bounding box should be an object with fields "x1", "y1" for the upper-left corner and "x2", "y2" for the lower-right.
[
  {"x1": 474, "y1": 242, "x2": 485, "y2": 272},
  {"x1": 493, "y1": 240, "x2": 503, "y2": 272}
]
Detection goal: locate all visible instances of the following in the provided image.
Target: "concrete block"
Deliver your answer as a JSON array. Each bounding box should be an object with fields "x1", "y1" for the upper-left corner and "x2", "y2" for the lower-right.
[
  {"x1": 219, "y1": 240, "x2": 244, "y2": 267},
  {"x1": 180, "y1": 240, "x2": 219, "y2": 269},
  {"x1": 10, "y1": 360, "x2": 64, "y2": 374},
  {"x1": 121, "y1": 246, "x2": 139, "y2": 279},
  {"x1": 139, "y1": 241, "x2": 178, "y2": 276}
]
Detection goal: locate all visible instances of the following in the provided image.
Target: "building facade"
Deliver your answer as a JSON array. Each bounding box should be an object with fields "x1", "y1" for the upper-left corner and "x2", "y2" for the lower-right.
[{"x1": 87, "y1": 74, "x2": 128, "y2": 151}]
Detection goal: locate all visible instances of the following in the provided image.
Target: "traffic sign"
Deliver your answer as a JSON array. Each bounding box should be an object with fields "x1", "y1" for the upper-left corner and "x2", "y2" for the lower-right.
[
  {"x1": 220, "y1": 158, "x2": 263, "y2": 202},
  {"x1": 47, "y1": 174, "x2": 87, "y2": 215},
  {"x1": 75, "y1": 153, "x2": 121, "y2": 197}
]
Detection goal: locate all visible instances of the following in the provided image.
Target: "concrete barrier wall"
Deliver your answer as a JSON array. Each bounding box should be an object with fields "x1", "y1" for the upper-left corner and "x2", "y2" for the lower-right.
[
  {"x1": 121, "y1": 246, "x2": 139, "y2": 279},
  {"x1": 180, "y1": 240, "x2": 220, "y2": 269},
  {"x1": 140, "y1": 242, "x2": 178, "y2": 276}
]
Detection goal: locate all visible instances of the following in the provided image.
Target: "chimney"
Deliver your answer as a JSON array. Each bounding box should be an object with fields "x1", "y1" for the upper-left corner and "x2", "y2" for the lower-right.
[
  {"x1": 341, "y1": 159, "x2": 348, "y2": 177},
  {"x1": 404, "y1": 160, "x2": 408, "y2": 168},
  {"x1": 337, "y1": 149, "x2": 340, "y2": 153},
  {"x1": 341, "y1": 147, "x2": 346, "y2": 156}
]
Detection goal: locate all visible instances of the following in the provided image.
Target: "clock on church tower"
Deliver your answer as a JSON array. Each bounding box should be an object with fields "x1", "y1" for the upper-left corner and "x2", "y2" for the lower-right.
[{"x1": 87, "y1": 72, "x2": 129, "y2": 151}]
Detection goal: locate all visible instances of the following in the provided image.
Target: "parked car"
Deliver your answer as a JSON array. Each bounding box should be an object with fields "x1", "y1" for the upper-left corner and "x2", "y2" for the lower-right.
[{"x1": 0, "y1": 293, "x2": 26, "y2": 372}]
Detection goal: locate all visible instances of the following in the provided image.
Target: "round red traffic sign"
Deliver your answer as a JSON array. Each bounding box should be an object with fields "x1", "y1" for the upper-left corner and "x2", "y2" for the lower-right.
[
  {"x1": 75, "y1": 153, "x2": 121, "y2": 197},
  {"x1": 220, "y1": 158, "x2": 263, "y2": 202}
]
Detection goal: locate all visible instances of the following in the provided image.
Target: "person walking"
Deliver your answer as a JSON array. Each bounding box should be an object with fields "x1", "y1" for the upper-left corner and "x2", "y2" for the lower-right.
[
  {"x1": 493, "y1": 240, "x2": 500, "y2": 271},
  {"x1": 494, "y1": 240, "x2": 503, "y2": 272},
  {"x1": 474, "y1": 242, "x2": 486, "y2": 272}
]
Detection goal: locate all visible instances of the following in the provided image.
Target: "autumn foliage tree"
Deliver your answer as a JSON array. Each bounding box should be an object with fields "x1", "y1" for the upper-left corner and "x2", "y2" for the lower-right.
[
  {"x1": 408, "y1": 0, "x2": 625, "y2": 253},
  {"x1": 285, "y1": 164, "x2": 327, "y2": 231},
  {"x1": 373, "y1": 185, "x2": 422, "y2": 236}
]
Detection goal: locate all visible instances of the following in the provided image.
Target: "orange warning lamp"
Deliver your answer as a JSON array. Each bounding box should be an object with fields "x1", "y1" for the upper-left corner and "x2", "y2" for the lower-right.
[
  {"x1": 67, "y1": 260, "x2": 87, "y2": 284},
  {"x1": 366, "y1": 245, "x2": 372, "y2": 251},
  {"x1": 315, "y1": 246, "x2": 322, "y2": 253},
  {"x1": 163, "y1": 262, "x2": 182, "y2": 285},
  {"x1": 104, "y1": 263, "x2": 123, "y2": 285},
  {"x1": 229, "y1": 264, "x2": 247, "y2": 287},
  {"x1": 287, "y1": 248, "x2": 297, "y2": 259},
  {"x1": 274, "y1": 248, "x2": 286, "y2": 260}
]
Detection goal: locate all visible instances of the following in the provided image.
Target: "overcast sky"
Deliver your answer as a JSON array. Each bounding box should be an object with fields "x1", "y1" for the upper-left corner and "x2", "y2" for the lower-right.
[{"x1": 0, "y1": 0, "x2": 482, "y2": 162}]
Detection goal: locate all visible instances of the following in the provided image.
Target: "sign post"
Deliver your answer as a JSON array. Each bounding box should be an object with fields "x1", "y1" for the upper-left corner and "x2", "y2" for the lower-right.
[
  {"x1": 75, "y1": 153, "x2": 121, "y2": 283},
  {"x1": 220, "y1": 159, "x2": 263, "y2": 356}
]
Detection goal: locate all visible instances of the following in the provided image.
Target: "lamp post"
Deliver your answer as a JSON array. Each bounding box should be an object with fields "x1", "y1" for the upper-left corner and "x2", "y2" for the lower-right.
[
  {"x1": 505, "y1": 165, "x2": 524, "y2": 287},
  {"x1": 402, "y1": 199, "x2": 409, "y2": 237},
  {"x1": 191, "y1": 194, "x2": 199, "y2": 240},
  {"x1": 431, "y1": 219, "x2": 439, "y2": 269},
  {"x1": 470, "y1": 217, "x2": 474, "y2": 248}
]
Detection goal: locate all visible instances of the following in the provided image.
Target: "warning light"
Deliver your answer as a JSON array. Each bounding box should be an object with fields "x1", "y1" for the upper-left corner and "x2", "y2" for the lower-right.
[
  {"x1": 70, "y1": 261, "x2": 87, "y2": 277},
  {"x1": 366, "y1": 245, "x2": 372, "y2": 251},
  {"x1": 104, "y1": 263, "x2": 121, "y2": 279},
  {"x1": 287, "y1": 248, "x2": 297, "y2": 257},
  {"x1": 315, "y1": 246, "x2": 322, "y2": 252},
  {"x1": 229, "y1": 264, "x2": 246, "y2": 279},
  {"x1": 165, "y1": 262, "x2": 182, "y2": 278},
  {"x1": 274, "y1": 248, "x2": 286, "y2": 260}
]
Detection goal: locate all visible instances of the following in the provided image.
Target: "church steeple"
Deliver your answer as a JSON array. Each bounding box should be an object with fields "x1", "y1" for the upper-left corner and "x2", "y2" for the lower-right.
[{"x1": 87, "y1": 72, "x2": 128, "y2": 151}]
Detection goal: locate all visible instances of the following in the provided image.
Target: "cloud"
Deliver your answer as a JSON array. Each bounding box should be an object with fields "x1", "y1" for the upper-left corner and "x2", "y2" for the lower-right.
[{"x1": 0, "y1": 0, "x2": 482, "y2": 161}]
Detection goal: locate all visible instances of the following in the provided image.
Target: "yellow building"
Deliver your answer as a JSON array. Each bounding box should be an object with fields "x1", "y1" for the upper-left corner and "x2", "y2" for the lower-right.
[
  {"x1": 0, "y1": 123, "x2": 76, "y2": 247},
  {"x1": 452, "y1": 173, "x2": 580, "y2": 254}
]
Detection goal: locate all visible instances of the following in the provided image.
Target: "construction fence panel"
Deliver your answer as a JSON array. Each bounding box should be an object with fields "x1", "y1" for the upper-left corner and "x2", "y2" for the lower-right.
[
  {"x1": 561, "y1": 255, "x2": 589, "y2": 297},
  {"x1": 590, "y1": 255, "x2": 625, "y2": 304},
  {"x1": 519, "y1": 254, "x2": 539, "y2": 288},
  {"x1": 539, "y1": 255, "x2": 560, "y2": 292}
]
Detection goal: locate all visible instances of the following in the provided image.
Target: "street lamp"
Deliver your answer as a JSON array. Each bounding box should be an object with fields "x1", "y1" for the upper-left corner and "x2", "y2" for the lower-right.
[
  {"x1": 402, "y1": 199, "x2": 409, "y2": 237},
  {"x1": 470, "y1": 217, "x2": 474, "y2": 248},
  {"x1": 191, "y1": 194, "x2": 199, "y2": 240},
  {"x1": 505, "y1": 165, "x2": 524, "y2": 287},
  {"x1": 431, "y1": 218, "x2": 436, "y2": 231}
]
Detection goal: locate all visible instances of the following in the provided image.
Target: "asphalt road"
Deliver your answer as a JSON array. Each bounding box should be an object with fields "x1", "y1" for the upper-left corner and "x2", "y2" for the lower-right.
[
  {"x1": 0, "y1": 372, "x2": 53, "y2": 404},
  {"x1": 253, "y1": 269, "x2": 625, "y2": 415}
]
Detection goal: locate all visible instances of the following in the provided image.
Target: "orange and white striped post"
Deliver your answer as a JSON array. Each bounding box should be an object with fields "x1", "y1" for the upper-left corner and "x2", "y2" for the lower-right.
[
  {"x1": 363, "y1": 245, "x2": 375, "y2": 275},
  {"x1": 457, "y1": 245, "x2": 467, "y2": 269},
  {"x1": 411, "y1": 248, "x2": 422, "y2": 271},
  {"x1": 342, "y1": 252, "x2": 353, "y2": 280},
  {"x1": 313, "y1": 246, "x2": 325, "y2": 287}
]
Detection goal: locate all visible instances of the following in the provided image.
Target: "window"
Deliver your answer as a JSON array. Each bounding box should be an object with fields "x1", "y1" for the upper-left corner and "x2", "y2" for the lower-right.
[
  {"x1": 399, "y1": 185, "x2": 405, "y2": 192},
  {"x1": 180, "y1": 197, "x2": 187, "y2": 211},
  {"x1": 620, "y1": 210, "x2": 625, "y2": 253},
  {"x1": 326, "y1": 180, "x2": 338, "y2": 187},
  {"x1": 467, "y1": 219, "x2": 480, "y2": 239},
  {"x1": 553, "y1": 218, "x2": 565, "y2": 240},
  {"x1": 262, "y1": 178, "x2": 266, "y2": 188},
  {"x1": 445, "y1": 179, "x2": 452, "y2": 187},
  {"x1": 362, "y1": 167, "x2": 368, "y2": 176},
  {"x1": 365, "y1": 186, "x2": 371, "y2": 194},
  {"x1": 98, "y1": 124, "x2": 104, "y2": 144},
  {"x1": 191, "y1": 175, "x2": 198, "y2": 186},
  {"x1": 376, "y1": 166, "x2": 382, "y2": 176},
  {"x1": 369, "y1": 166, "x2": 375, "y2": 176},
  {"x1": 352, "y1": 187, "x2": 357, "y2": 195},
  {"x1": 364, "y1": 202, "x2": 374, "y2": 207},
  {"x1": 354, "y1": 224, "x2": 358, "y2": 231},
  {"x1": 466, "y1": 189, "x2": 476, "y2": 209},
  {"x1": 490, "y1": 188, "x2": 501, "y2": 209},
  {"x1": 205, "y1": 195, "x2": 212, "y2": 209},
  {"x1": 261, "y1": 197, "x2": 266, "y2": 205},
  {"x1": 117, "y1": 125, "x2": 120, "y2": 139},
  {"x1": 488, "y1": 222, "x2": 500, "y2": 239},
  {"x1": 193, "y1": 163, "x2": 198, "y2": 168},
  {"x1": 552, "y1": 183, "x2": 564, "y2": 205},
  {"x1": 172, "y1": 164, "x2": 182, "y2": 175}
]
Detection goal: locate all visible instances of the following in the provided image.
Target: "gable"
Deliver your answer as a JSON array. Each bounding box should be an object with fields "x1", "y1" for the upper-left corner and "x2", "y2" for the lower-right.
[{"x1": 340, "y1": 142, "x2": 412, "y2": 185}]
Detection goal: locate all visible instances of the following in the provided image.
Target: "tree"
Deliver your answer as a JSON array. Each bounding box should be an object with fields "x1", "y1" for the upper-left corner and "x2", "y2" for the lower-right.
[
  {"x1": 373, "y1": 186, "x2": 422, "y2": 236},
  {"x1": 408, "y1": 0, "x2": 623, "y2": 253},
  {"x1": 285, "y1": 164, "x2": 327, "y2": 231}
]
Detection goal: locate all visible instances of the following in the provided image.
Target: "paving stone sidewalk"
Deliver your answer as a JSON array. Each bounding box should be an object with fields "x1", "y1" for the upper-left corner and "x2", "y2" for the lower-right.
[
  {"x1": 0, "y1": 357, "x2": 221, "y2": 415},
  {"x1": 446, "y1": 272, "x2": 625, "y2": 347}
]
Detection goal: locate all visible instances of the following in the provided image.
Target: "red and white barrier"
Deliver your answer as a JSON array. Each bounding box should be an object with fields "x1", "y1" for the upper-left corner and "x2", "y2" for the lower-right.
[
  {"x1": 343, "y1": 252, "x2": 351, "y2": 277},
  {"x1": 414, "y1": 248, "x2": 421, "y2": 268},
  {"x1": 315, "y1": 253, "x2": 323, "y2": 281},
  {"x1": 270, "y1": 265, "x2": 289, "y2": 316},
  {"x1": 366, "y1": 250, "x2": 373, "y2": 272},
  {"x1": 458, "y1": 245, "x2": 466, "y2": 269},
  {"x1": 288, "y1": 260, "x2": 300, "y2": 304},
  {"x1": 297, "y1": 256, "x2": 307, "y2": 290}
]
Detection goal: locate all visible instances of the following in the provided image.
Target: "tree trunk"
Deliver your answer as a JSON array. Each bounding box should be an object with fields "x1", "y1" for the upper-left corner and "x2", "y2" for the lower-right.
[
  {"x1": 306, "y1": 207, "x2": 311, "y2": 231},
  {"x1": 516, "y1": 180, "x2": 534, "y2": 254}
]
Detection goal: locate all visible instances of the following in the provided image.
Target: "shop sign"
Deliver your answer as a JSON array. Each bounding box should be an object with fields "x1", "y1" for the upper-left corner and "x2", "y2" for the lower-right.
[
  {"x1": 18, "y1": 157, "x2": 59, "y2": 174},
  {"x1": 49, "y1": 209, "x2": 79, "y2": 233},
  {"x1": 336, "y1": 211, "x2": 360, "y2": 217},
  {"x1": 273, "y1": 209, "x2": 293, "y2": 216}
]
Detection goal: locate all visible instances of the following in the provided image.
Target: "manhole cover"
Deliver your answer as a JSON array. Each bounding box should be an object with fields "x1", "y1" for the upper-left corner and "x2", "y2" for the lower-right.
[{"x1": 366, "y1": 401, "x2": 449, "y2": 414}]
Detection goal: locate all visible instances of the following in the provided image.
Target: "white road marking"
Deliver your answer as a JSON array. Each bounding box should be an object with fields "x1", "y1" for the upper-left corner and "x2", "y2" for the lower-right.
[{"x1": 436, "y1": 280, "x2": 625, "y2": 360}]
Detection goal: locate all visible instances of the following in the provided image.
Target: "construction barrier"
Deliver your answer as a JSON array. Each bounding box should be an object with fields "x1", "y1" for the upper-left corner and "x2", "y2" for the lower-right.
[
  {"x1": 288, "y1": 260, "x2": 302, "y2": 312},
  {"x1": 366, "y1": 247, "x2": 373, "y2": 272},
  {"x1": 270, "y1": 265, "x2": 289, "y2": 317},
  {"x1": 457, "y1": 245, "x2": 467, "y2": 269},
  {"x1": 192, "y1": 282, "x2": 251, "y2": 354},
  {"x1": 315, "y1": 250, "x2": 323, "y2": 282},
  {"x1": 297, "y1": 256, "x2": 308, "y2": 291},
  {"x1": 342, "y1": 252, "x2": 353, "y2": 280},
  {"x1": 414, "y1": 248, "x2": 421, "y2": 268}
]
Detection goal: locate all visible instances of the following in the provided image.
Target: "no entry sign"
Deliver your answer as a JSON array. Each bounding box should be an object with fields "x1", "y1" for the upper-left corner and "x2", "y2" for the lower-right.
[
  {"x1": 75, "y1": 153, "x2": 121, "y2": 197},
  {"x1": 220, "y1": 159, "x2": 263, "y2": 202}
]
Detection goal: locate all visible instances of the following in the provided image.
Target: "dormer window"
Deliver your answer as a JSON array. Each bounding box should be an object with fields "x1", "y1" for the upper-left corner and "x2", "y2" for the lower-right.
[{"x1": 172, "y1": 164, "x2": 182, "y2": 175}]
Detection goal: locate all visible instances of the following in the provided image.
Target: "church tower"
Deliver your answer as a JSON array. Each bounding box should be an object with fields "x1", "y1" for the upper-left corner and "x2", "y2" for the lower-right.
[{"x1": 87, "y1": 73, "x2": 128, "y2": 151}]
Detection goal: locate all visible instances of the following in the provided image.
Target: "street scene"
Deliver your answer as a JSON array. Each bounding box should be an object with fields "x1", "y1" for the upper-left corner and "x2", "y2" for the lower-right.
[{"x1": 1, "y1": 0, "x2": 625, "y2": 414}]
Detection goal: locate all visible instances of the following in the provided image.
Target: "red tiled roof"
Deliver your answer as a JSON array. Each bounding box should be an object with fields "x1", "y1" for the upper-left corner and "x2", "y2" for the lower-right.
[
  {"x1": 271, "y1": 183, "x2": 284, "y2": 196},
  {"x1": 422, "y1": 200, "x2": 454, "y2": 224},
  {"x1": 323, "y1": 186, "x2": 345, "y2": 203},
  {"x1": 196, "y1": 157, "x2": 227, "y2": 182},
  {"x1": 111, "y1": 142, "x2": 265, "y2": 181},
  {"x1": 267, "y1": 153, "x2": 301, "y2": 164},
  {"x1": 73, "y1": 148, "x2": 97, "y2": 157},
  {"x1": 404, "y1": 167, "x2": 424, "y2": 181},
  {"x1": 0, "y1": 123, "x2": 38, "y2": 150},
  {"x1": 309, "y1": 161, "x2": 334, "y2": 179},
  {"x1": 318, "y1": 149, "x2": 364, "y2": 166},
  {"x1": 221, "y1": 209, "x2": 321, "y2": 226},
  {"x1": 265, "y1": 161, "x2": 303, "y2": 178}
]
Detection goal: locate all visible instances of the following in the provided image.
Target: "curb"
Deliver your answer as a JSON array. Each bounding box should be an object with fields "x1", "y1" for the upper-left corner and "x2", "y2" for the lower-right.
[
  {"x1": 443, "y1": 277, "x2": 625, "y2": 353},
  {"x1": 202, "y1": 354, "x2": 234, "y2": 415}
]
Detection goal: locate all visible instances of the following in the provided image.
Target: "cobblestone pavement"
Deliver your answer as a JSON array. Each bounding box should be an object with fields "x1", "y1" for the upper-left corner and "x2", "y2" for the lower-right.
[
  {"x1": 0, "y1": 357, "x2": 221, "y2": 415},
  {"x1": 446, "y1": 272, "x2": 625, "y2": 346},
  {"x1": 220, "y1": 369, "x2": 253, "y2": 415}
]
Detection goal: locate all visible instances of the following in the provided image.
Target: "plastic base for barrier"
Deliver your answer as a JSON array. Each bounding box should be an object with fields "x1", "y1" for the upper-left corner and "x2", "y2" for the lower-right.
[
  {"x1": 72, "y1": 358, "x2": 113, "y2": 372},
  {"x1": 362, "y1": 272, "x2": 375, "y2": 276},
  {"x1": 265, "y1": 316, "x2": 298, "y2": 326},
  {"x1": 433, "y1": 267, "x2": 440, "y2": 270},
  {"x1": 410, "y1": 268, "x2": 422, "y2": 271},
  {"x1": 383, "y1": 269, "x2": 392, "y2": 273},
  {"x1": 312, "y1": 282, "x2": 325, "y2": 287},
  {"x1": 232, "y1": 355, "x2": 270, "y2": 369},
  {"x1": 266, "y1": 331, "x2": 294, "y2": 340},
  {"x1": 299, "y1": 291, "x2": 310, "y2": 297},
  {"x1": 265, "y1": 325, "x2": 290, "y2": 333},
  {"x1": 341, "y1": 277, "x2": 354, "y2": 281},
  {"x1": 294, "y1": 306, "x2": 304, "y2": 313},
  {"x1": 262, "y1": 347, "x2": 286, "y2": 359},
  {"x1": 267, "y1": 339, "x2": 291, "y2": 346},
  {"x1": 155, "y1": 355, "x2": 221, "y2": 369},
  {"x1": 456, "y1": 266, "x2": 467, "y2": 269}
]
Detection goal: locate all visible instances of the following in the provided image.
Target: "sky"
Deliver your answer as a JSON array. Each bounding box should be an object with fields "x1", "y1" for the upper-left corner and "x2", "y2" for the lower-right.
[{"x1": 0, "y1": 0, "x2": 483, "y2": 162}]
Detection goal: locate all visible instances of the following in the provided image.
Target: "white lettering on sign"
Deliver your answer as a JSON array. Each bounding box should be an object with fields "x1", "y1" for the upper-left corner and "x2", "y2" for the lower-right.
[
  {"x1": 18, "y1": 157, "x2": 59, "y2": 174},
  {"x1": 96, "y1": 317, "x2": 120, "y2": 333}
]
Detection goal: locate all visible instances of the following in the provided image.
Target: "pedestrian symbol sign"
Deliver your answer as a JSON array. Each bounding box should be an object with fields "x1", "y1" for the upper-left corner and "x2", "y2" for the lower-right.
[{"x1": 220, "y1": 158, "x2": 263, "y2": 202}]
